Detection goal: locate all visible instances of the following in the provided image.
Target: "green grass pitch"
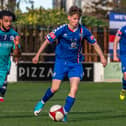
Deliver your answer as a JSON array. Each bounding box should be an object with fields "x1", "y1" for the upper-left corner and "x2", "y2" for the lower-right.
[{"x1": 0, "y1": 81, "x2": 126, "y2": 126}]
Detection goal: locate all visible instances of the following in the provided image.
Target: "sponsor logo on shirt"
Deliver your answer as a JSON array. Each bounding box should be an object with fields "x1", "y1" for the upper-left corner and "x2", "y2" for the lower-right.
[
  {"x1": 0, "y1": 35, "x2": 15, "y2": 41},
  {"x1": 49, "y1": 32, "x2": 56, "y2": 39},
  {"x1": 90, "y1": 35, "x2": 96, "y2": 41},
  {"x1": 117, "y1": 30, "x2": 122, "y2": 36}
]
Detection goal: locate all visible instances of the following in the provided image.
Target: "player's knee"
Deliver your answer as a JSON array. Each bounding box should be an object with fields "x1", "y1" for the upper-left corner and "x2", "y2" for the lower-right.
[{"x1": 51, "y1": 87, "x2": 59, "y2": 93}]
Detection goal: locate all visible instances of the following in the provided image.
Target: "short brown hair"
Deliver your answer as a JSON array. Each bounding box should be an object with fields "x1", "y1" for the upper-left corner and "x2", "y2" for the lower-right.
[{"x1": 68, "y1": 5, "x2": 82, "y2": 17}]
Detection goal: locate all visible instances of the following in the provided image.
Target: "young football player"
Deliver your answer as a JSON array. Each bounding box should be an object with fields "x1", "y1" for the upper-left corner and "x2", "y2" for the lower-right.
[
  {"x1": 32, "y1": 6, "x2": 107, "y2": 121},
  {"x1": 0, "y1": 10, "x2": 20, "y2": 102},
  {"x1": 113, "y1": 26, "x2": 126, "y2": 100}
]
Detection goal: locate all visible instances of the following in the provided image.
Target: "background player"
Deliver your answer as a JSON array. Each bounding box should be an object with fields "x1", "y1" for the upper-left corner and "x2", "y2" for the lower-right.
[
  {"x1": 32, "y1": 5, "x2": 107, "y2": 121},
  {"x1": 113, "y1": 26, "x2": 126, "y2": 100},
  {"x1": 0, "y1": 10, "x2": 20, "y2": 102}
]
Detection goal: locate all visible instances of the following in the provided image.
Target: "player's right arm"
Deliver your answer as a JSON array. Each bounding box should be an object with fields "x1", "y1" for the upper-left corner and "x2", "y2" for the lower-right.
[
  {"x1": 13, "y1": 36, "x2": 21, "y2": 63},
  {"x1": 32, "y1": 39, "x2": 49, "y2": 64},
  {"x1": 32, "y1": 25, "x2": 65, "y2": 64},
  {"x1": 113, "y1": 30, "x2": 121, "y2": 62}
]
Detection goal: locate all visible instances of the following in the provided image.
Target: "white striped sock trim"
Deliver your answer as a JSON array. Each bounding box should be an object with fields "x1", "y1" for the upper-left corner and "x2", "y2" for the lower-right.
[{"x1": 63, "y1": 107, "x2": 68, "y2": 115}]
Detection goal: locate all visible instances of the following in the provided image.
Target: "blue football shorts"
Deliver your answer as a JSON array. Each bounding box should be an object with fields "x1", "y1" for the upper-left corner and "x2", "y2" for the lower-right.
[
  {"x1": 52, "y1": 59, "x2": 84, "y2": 80},
  {"x1": 120, "y1": 55, "x2": 126, "y2": 73}
]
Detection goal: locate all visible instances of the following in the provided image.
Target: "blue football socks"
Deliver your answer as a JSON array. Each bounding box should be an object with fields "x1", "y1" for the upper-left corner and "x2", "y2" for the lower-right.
[
  {"x1": 42, "y1": 88, "x2": 54, "y2": 103},
  {"x1": 0, "y1": 82, "x2": 7, "y2": 97},
  {"x1": 63, "y1": 96, "x2": 75, "y2": 113},
  {"x1": 122, "y1": 78, "x2": 126, "y2": 90}
]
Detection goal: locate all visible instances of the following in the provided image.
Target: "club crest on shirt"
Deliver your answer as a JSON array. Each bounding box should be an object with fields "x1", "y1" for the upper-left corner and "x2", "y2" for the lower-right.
[
  {"x1": 10, "y1": 35, "x2": 15, "y2": 41},
  {"x1": 71, "y1": 42, "x2": 77, "y2": 48}
]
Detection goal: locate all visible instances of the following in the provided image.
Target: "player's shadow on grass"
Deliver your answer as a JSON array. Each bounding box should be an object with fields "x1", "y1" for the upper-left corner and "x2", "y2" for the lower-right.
[{"x1": 70, "y1": 111, "x2": 126, "y2": 122}]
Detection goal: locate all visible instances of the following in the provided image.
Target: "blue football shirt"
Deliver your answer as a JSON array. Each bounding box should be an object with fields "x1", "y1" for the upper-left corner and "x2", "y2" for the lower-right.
[
  {"x1": 116, "y1": 26, "x2": 126, "y2": 55},
  {"x1": 46, "y1": 24, "x2": 96, "y2": 63}
]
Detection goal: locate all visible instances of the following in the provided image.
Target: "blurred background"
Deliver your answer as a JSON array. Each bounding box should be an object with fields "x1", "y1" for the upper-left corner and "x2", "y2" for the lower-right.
[
  {"x1": 1, "y1": 2, "x2": 126, "y2": 126},
  {"x1": 0, "y1": 0, "x2": 126, "y2": 82}
]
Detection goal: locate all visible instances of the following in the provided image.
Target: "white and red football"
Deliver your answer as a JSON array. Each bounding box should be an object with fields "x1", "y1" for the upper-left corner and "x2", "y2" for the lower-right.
[{"x1": 49, "y1": 105, "x2": 64, "y2": 121}]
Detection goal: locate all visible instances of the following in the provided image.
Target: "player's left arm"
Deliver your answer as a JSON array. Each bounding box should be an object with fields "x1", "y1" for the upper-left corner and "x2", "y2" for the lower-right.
[
  {"x1": 83, "y1": 27, "x2": 107, "y2": 67},
  {"x1": 113, "y1": 28, "x2": 122, "y2": 62},
  {"x1": 13, "y1": 36, "x2": 21, "y2": 63},
  {"x1": 92, "y1": 42, "x2": 107, "y2": 67}
]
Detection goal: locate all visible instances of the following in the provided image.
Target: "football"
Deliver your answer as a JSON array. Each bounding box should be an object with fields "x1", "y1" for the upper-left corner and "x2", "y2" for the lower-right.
[{"x1": 49, "y1": 105, "x2": 64, "y2": 121}]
